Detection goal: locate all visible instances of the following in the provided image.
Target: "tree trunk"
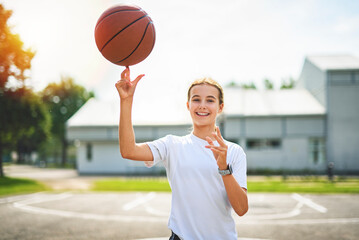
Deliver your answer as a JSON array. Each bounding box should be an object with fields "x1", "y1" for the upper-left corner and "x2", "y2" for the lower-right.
[
  {"x1": 61, "y1": 137, "x2": 67, "y2": 167},
  {"x1": 0, "y1": 143, "x2": 4, "y2": 177}
]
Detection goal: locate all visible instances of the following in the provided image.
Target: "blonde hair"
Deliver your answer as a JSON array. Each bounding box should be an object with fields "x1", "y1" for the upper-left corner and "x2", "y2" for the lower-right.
[{"x1": 187, "y1": 77, "x2": 224, "y2": 105}]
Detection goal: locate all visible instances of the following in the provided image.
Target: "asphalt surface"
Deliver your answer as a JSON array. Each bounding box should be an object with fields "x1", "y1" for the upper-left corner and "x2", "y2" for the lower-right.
[{"x1": 1, "y1": 165, "x2": 359, "y2": 240}]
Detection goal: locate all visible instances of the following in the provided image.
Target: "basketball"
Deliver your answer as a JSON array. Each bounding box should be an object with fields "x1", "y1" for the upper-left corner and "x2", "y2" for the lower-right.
[{"x1": 94, "y1": 5, "x2": 156, "y2": 66}]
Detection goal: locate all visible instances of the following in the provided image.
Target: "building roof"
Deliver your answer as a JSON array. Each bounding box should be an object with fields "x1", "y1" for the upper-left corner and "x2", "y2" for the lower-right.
[
  {"x1": 224, "y1": 88, "x2": 325, "y2": 117},
  {"x1": 307, "y1": 55, "x2": 359, "y2": 71},
  {"x1": 67, "y1": 97, "x2": 192, "y2": 127},
  {"x1": 68, "y1": 88, "x2": 325, "y2": 127}
]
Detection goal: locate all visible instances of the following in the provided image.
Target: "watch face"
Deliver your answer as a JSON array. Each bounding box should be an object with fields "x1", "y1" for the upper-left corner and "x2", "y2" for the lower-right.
[{"x1": 218, "y1": 165, "x2": 232, "y2": 176}]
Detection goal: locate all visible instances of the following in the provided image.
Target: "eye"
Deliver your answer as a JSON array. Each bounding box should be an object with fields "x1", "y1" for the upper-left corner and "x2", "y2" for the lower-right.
[
  {"x1": 207, "y1": 99, "x2": 215, "y2": 103},
  {"x1": 192, "y1": 98, "x2": 200, "y2": 102}
]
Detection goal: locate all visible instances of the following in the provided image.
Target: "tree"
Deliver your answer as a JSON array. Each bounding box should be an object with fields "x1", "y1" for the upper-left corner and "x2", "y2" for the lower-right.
[
  {"x1": 15, "y1": 89, "x2": 51, "y2": 163},
  {"x1": 226, "y1": 81, "x2": 257, "y2": 89},
  {"x1": 241, "y1": 82, "x2": 257, "y2": 89},
  {"x1": 263, "y1": 78, "x2": 274, "y2": 90},
  {"x1": 41, "y1": 76, "x2": 94, "y2": 167},
  {"x1": 0, "y1": 4, "x2": 36, "y2": 177},
  {"x1": 280, "y1": 77, "x2": 296, "y2": 89}
]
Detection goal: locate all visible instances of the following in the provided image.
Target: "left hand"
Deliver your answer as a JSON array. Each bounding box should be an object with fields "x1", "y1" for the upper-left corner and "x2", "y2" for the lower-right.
[{"x1": 205, "y1": 126, "x2": 228, "y2": 170}]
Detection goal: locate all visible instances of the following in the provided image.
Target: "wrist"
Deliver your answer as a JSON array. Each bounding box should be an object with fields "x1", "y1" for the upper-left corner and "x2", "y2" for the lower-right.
[
  {"x1": 218, "y1": 163, "x2": 228, "y2": 170},
  {"x1": 120, "y1": 97, "x2": 134, "y2": 104},
  {"x1": 218, "y1": 164, "x2": 232, "y2": 176}
]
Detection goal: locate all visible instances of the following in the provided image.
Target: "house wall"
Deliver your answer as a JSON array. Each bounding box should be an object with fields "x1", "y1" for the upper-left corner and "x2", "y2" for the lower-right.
[
  {"x1": 327, "y1": 70, "x2": 359, "y2": 173},
  {"x1": 224, "y1": 116, "x2": 326, "y2": 173},
  {"x1": 297, "y1": 59, "x2": 327, "y2": 106},
  {"x1": 76, "y1": 140, "x2": 164, "y2": 175},
  {"x1": 71, "y1": 125, "x2": 191, "y2": 174}
]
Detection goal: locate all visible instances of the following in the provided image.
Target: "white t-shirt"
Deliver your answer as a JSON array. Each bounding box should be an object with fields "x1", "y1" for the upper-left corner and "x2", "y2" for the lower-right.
[{"x1": 146, "y1": 133, "x2": 247, "y2": 240}]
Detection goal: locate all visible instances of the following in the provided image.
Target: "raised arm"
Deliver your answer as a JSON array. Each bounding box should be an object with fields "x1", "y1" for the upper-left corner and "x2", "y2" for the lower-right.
[{"x1": 115, "y1": 67, "x2": 153, "y2": 161}]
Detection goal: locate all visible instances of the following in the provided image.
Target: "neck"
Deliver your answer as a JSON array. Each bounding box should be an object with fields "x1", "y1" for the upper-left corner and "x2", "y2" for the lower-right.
[{"x1": 192, "y1": 124, "x2": 217, "y2": 141}]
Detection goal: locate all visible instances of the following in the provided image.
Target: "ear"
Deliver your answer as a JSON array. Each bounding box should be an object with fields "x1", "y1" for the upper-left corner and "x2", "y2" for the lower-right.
[
  {"x1": 218, "y1": 103, "x2": 224, "y2": 113},
  {"x1": 186, "y1": 101, "x2": 190, "y2": 111}
]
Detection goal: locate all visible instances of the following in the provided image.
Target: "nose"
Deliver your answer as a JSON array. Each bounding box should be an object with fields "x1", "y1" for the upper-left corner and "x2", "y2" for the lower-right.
[{"x1": 199, "y1": 100, "x2": 206, "y2": 109}]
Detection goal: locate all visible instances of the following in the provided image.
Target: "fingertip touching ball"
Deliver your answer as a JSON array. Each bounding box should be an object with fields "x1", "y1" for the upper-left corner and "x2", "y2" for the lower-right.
[{"x1": 94, "y1": 4, "x2": 156, "y2": 66}]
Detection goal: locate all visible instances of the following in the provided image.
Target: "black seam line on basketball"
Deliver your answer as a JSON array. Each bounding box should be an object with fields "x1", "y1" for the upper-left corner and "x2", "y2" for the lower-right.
[
  {"x1": 95, "y1": 9, "x2": 142, "y2": 30},
  {"x1": 100, "y1": 15, "x2": 148, "y2": 52},
  {"x1": 115, "y1": 21, "x2": 152, "y2": 64}
]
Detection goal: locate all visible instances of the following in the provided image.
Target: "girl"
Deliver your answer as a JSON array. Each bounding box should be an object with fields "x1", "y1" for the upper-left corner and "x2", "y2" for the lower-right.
[{"x1": 115, "y1": 67, "x2": 248, "y2": 240}]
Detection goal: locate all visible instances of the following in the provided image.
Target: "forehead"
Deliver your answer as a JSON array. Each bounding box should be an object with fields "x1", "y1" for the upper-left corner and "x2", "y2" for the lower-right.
[{"x1": 190, "y1": 84, "x2": 219, "y2": 97}]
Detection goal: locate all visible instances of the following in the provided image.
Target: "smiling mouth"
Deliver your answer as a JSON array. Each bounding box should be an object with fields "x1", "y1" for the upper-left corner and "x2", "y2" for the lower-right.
[{"x1": 196, "y1": 112, "x2": 210, "y2": 116}]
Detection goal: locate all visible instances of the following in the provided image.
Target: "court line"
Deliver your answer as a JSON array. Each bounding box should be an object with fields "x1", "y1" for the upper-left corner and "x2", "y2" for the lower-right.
[
  {"x1": 12, "y1": 192, "x2": 167, "y2": 223},
  {"x1": 11, "y1": 193, "x2": 357, "y2": 225},
  {"x1": 145, "y1": 204, "x2": 169, "y2": 217},
  {"x1": 123, "y1": 192, "x2": 156, "y2": 211},
  {"x1": 291, "y1": 193, "x2": 327, "y2": 213},
  {"x1": 240, "y1": 201, "x2": 303, "y2": 220},
  {"x1": 0, "y1": 192, "x2": 46, "y2": 204}
]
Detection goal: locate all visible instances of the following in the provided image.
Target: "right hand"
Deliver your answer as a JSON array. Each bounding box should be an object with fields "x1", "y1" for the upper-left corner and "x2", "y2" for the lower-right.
[{"x1": 115, "y1": 66, "x2": 145, "y2": 100}]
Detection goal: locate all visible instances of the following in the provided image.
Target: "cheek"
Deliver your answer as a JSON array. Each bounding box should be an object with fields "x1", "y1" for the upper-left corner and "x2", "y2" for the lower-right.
[{"x1": 188, "y1": 102, "x2": 198, "y2": 109}]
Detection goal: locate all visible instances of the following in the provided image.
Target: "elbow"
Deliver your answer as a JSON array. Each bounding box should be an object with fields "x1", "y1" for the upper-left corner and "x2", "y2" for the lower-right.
[
  {"x1": 235, "y1": 205, "x2": 249, "y2": 217},
  {"x1": 120, "y1": 148, "x2": 133, "y2": 160},
  {"x1": 120, "y1": 150, "x2": 129, "y2": 159}
]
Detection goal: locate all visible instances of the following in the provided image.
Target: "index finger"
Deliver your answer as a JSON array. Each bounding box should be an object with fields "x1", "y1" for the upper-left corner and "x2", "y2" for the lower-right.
[
  {"x1": 121, "y1": 66, "x2": 130, "y2": 80},
  {"x1": 212, "y1": 131, "x2": 226, "y2": 147}
]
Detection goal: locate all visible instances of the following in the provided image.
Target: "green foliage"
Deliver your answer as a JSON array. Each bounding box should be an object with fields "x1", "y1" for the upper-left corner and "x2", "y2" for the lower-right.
[
  {"x1": 40, "y1": 76, "x2": 94, "y2": 166},
  {"x1": 41, "y1": 76, "x2": 94, "y2": 139},
  {"x1": 226, "y1": 81, "x2": 257, "y2": 89},
  {"x1": 280, "y1": 77, "x2": 296, "y2": 89},
  {"x1": 0, "y1": 88, "x2": 51, "y2": 161},
  {"x1": 241, "y1": 82, "x2": 257, "y2": 89},
  {"x1": 0, "y1": 4, "x2": 43, "y2": 177},
  {"x1": 0, "y1": 4, "x2": 35, "y2": 88},
  {"x1": 0, "y1": 177, "x2": 48, "y2": 196},
  {"x1": 263, "y1": 78, "x2": 274, "y2": 89}
]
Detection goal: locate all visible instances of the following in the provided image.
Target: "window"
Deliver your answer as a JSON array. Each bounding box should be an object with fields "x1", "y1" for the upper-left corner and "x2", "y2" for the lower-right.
[
  {"x1": 86, "y1": 143, "x2": 92, "y2": 161},
  {"x1": 309, "y1": 138, "x2": 325, "y2": 164},
  {"x1": 246, "y1": 139, "x2": 281, "y2": 150}
]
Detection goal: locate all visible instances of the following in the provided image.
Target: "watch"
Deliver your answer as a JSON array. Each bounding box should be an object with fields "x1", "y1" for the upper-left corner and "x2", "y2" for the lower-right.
[{"x1": 218, "y1": 164, "x2": 232, "y2": 176}]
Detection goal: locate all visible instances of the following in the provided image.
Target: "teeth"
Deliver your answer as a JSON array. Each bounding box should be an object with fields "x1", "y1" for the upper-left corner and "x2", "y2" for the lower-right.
[{"x1": 197, "y1": 112, "x2": 209, "y2": 116}]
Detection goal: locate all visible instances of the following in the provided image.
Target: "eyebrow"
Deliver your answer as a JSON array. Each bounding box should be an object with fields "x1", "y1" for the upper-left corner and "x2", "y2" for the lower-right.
[{"x1": 191, "y1": 95, "x2": 217, "y2": 99}]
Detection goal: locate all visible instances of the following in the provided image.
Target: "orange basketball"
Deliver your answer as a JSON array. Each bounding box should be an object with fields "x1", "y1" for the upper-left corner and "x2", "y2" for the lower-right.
[{"x1": 94, "y1": 5, "x2": 156, "y2": 66}]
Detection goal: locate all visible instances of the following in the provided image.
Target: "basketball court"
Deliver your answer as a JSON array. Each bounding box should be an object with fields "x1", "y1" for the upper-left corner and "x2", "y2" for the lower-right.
[{"x1": 1, "y1": 191, "x2": 358, "y2": 240}]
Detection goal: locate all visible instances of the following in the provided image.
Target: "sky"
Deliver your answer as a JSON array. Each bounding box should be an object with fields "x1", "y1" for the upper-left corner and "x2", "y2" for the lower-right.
[{"x1": 3, "y1": 0, "x2": 359, "y2": 103}]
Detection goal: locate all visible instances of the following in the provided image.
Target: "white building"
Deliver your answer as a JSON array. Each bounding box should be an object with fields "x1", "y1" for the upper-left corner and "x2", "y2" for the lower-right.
[{"x1": 67, "y1": 55, "x2": 359, "y2": 175}]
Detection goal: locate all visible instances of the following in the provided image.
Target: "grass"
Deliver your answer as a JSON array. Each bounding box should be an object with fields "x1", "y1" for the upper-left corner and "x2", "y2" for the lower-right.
[
  {"x1": 247, "y1": 176, "x2": 359, "y2": 193},
  {"x1": 91, "y1": 176, "x2": 359, "y2": 194},
  {"x1": 1, "y1": 176, "x2": 358, "y2": 196},
  {"x1": 0, "y1": 177, "x2": 49, "y2": 196},
  {"x1": 92, "y1": 177, "x2": 171, "y2": 192}
]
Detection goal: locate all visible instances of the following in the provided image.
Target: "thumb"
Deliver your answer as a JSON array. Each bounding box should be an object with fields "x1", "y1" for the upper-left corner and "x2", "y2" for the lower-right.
[{"x1": 133, "y1": 74, "x2": 145, "y2": 86}]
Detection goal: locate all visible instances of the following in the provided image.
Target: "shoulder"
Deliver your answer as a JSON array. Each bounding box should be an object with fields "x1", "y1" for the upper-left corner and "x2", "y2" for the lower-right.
[
  {"x1": 224, "y1": 139, "x2": 246, "y2": 157},
  {"x1": 158, "y1": 134, "x2": 191, "y2": 145}
]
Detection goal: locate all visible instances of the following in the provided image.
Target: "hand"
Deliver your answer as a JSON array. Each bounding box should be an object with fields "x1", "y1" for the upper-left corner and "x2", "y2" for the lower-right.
[
  {"x1": 115, "y1": 66, "x2": 145, "y2": 100},
  {"x1": 205, "y1": 126, "x2": 228, "y2": 170}
]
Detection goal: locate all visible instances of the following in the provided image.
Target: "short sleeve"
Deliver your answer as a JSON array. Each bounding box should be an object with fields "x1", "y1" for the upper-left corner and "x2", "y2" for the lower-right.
[
  {"x1": 230, "y1": 146, "x2": 247, "y2": 190},
  {"x1": 144, "y1": 135, "x2": 170, "y2": 168}
]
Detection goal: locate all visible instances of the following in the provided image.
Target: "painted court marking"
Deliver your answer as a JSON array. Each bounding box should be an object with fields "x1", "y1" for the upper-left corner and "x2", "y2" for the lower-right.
[
  {"x1": 291, "y1": 193, "x2": 327, "y2": 213},
  {"x1": 9, "y1": 192, "x2": 359, "y2": 225},
  {"x1": 123, "y1": 192, "x2": 156, "y2": 211}
]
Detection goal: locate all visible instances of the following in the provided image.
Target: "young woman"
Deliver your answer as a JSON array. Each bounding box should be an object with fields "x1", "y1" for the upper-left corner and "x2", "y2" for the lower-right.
[{"x1": 115, "y1": 67, "x2": 248, "y2": 240}]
